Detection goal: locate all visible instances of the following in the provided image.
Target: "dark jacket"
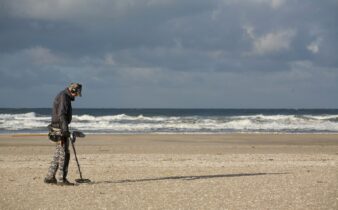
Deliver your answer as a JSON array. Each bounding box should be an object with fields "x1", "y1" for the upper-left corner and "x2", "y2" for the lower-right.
[{"x1": 51, "y1": 88, "x2": 74, "y2": 133}]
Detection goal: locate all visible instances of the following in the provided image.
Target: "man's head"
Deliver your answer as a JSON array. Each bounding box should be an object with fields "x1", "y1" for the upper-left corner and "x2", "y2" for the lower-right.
[{"x1": 68, "y1": 83, "x2": 82, "y2": 97}]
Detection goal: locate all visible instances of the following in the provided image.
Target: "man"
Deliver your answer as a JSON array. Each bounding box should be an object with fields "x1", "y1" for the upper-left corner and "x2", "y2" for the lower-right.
[{"x1": 44, "y1": 83, "x2": 82, "y2": 186}]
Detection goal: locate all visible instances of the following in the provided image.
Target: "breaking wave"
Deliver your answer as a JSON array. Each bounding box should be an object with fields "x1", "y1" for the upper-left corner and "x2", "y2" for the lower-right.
[{"x1": 1, "y1": 112, "x2": 338, "y2": 134}]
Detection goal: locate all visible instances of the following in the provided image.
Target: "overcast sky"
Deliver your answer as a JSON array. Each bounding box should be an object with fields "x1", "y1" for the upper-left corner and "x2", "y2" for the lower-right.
[{"x1": 0, "y1": 0, "x2": 337, "y2": 108}]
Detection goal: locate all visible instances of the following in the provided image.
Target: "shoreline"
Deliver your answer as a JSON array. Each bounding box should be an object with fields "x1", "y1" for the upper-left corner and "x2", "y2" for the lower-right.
[{"x1": 4, "y1": 131, "x2": 338, "y2": 136}]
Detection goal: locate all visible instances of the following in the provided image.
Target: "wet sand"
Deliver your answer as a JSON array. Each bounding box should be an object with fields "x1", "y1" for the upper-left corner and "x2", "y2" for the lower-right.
[{"x1": 0, "y1": 134, "x2": 337, "y2": 209}]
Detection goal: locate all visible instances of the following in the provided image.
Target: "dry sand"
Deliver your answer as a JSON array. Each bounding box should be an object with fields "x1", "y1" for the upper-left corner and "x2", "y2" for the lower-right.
[{"x1": 0, "y1": 134, "x2": 337, "y2": 210}]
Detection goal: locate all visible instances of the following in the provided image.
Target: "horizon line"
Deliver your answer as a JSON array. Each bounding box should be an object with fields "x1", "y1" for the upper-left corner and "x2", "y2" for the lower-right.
[{"x1": 0, "y1": 107, "x2": 338, "y2": 110}]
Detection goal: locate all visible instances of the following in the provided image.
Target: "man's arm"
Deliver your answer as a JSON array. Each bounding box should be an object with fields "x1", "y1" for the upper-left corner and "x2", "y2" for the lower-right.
[{"x1": 58, "y1": 94, "x2": 70, "y2": 137}]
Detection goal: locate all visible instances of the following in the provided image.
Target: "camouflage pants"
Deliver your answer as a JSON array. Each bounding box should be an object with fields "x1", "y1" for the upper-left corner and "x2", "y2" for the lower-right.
[{"x1": 46, "y1": 137, "x2": 70, "y2": 182}]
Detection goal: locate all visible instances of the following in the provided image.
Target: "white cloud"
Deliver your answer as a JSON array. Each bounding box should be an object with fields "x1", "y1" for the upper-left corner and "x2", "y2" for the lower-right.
[
  {"x1": 104, "y1": 53, "x2": 116, "y2": 66},
  {"x1": 243, "y1": 25, "x2": 256, "y2": 39},
  {"x1": 6, "y1": 0, "x2": 78, "y2": 20},
  {"x1": 4, "y1": 0, "x2": 129, "y2": 20},
  {"x1": 307, "y1": 38, "x2": 322, "y2": 54},
  {"x1": 222, "y1": 0, "x2": 285, "y2": 9},
  {"x1": 307, "y1": 43, "x2": 319, "y2": 54},
  {"x1": 250, "y1": 29, "x2": 296, "y2": 55},
  {"x1": 250, "y1": 0, "x2": 285, "y2": 9},
  {"x1": 4, "y1": 0, "x2": 176, "y2": 20},
  {"x1": 146, "y1": 0, "x2": 173, "y2": 6},
  {"x1": 270, "y1": 0, "x2": 285, "y2": 9},
  {"x1": 23, "y1": 46, "x2": 62, "y2": 65}
]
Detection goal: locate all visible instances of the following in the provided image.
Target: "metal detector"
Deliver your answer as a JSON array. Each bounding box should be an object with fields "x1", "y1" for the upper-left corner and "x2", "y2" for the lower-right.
[{"x1": 69, "y1": 131, "x2": 91, "y2": 184}]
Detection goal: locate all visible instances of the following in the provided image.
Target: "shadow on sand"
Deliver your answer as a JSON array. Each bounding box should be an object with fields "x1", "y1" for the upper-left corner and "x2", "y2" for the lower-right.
[{"x1": 86, "y1": 172, "x2": 287, "y2": 185}]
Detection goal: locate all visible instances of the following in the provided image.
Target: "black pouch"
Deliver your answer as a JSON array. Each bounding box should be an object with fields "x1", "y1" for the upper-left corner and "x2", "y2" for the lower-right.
[
  {"x1": 48, "y1": 124, "x2": 62, "y2": 142},
  {"x1": 48, "y1": 133, "x2": 62, "y2": 142}
]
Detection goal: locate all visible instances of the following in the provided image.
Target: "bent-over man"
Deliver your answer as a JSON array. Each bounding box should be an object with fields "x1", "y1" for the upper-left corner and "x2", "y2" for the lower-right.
[{"x1": 44, "y1": 83, "x2": 82, "y2": 186}]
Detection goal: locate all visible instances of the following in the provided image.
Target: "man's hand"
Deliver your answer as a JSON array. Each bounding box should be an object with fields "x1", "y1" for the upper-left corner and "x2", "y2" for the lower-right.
[
  {"x1": 71, "y1": 133, "x2": 76, "y2": 143},
  {"x1": 62, "y1": 130, "x2": 70, "y2": 138}
]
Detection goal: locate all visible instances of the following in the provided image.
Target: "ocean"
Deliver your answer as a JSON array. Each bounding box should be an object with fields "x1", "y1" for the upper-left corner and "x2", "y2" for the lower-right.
[{"x1": 1, "y1": 108, "x2": 338, "y2": 134}]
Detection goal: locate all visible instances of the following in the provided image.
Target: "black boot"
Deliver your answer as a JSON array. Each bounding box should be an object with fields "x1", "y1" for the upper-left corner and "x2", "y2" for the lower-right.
[
  {"x1": 44, "y1": 177, "x2": 57, "y2": 184},
  {"x1": 57, "y1": 178, "x2": 74, "y2": 186}
]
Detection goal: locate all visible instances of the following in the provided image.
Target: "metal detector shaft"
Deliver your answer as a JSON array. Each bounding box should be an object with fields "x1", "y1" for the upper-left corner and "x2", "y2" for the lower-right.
[{"x1": 70, "y1": 139, "x2": 83, "y2": 180}]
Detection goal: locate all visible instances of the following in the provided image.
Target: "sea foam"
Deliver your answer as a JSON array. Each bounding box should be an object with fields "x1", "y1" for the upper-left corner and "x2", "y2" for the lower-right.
[{"x1": 1, "y1": 112, "x2": 338, "y2": 134}]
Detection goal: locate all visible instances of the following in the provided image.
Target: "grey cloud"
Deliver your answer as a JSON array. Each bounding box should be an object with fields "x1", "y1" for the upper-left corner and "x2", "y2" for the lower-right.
[{"x1": 0, "y1": 0, "x2": 337, "y2": 108}]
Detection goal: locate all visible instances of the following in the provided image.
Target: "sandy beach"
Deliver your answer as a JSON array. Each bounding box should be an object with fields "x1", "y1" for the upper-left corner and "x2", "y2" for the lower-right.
[{"x1": 0, "y1": 134, "x2": 337, "y2": 210}]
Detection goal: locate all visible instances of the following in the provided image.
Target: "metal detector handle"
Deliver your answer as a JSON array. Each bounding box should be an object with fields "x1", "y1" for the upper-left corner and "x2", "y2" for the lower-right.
[{"x1": 70, "y1": 137, "x2": 83, "y2": 180}]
